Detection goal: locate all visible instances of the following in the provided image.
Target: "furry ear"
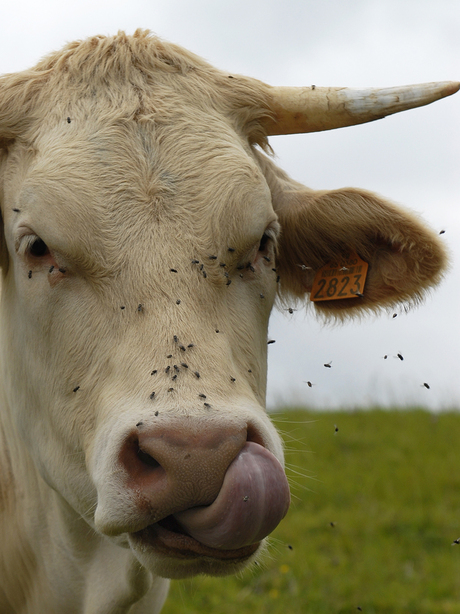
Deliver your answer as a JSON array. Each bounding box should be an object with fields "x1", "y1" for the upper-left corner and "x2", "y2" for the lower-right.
[
  {"x1": 0, "y1": 147, "x2": 10, "y2": 271},
  {"x1": 256, "y1": 151, "x2": 448, "y2": 316}
]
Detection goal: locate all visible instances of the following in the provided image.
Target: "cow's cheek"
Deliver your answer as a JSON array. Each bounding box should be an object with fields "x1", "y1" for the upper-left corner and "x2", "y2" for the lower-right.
[{"x1": 0, "y1": 274, "x2": 102, "y2": 504}]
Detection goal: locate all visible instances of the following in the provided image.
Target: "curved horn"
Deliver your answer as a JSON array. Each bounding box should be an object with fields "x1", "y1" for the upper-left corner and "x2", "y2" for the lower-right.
[{"x1": 263, "y1": 81, "x2": 460, "y2": 135}]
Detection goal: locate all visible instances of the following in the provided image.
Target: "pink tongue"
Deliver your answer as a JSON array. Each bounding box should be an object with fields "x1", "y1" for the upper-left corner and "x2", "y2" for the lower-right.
[{"x1": 174, "y1": 441, "x2": 290, "y2": 550}]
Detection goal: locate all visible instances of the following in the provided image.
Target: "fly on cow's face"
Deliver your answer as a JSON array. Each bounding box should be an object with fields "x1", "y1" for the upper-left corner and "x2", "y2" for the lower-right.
[
  {"x1": 198, "y1": 394, "x2": 206, "y2": 399},
  {"x1": 194, "y1": 371, "x2": 200, "y2": 378},
  {"x1": 285, "y1": 308, "x2": 297, "y2": 314},
  {"x1": 165, "y1": 366, "x2": 170, "y2": 373},
  {"x1": 28, "y1": 270, "x2": 32, "y2": 279},
  {"x1": 137, "y1": 303, "x2": 143, "y2": 312},
  {"x1": 149, "y1": 391, "x2": 156, "y2": 400},
  {"x1": 72, "y1": 386, "x2": 80, "y2": 393}
]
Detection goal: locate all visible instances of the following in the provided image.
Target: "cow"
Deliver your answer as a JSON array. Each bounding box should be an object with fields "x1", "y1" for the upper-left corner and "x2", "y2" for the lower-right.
[{"x1": 0, "y1": 29, "x2": 457, "y2": 613}]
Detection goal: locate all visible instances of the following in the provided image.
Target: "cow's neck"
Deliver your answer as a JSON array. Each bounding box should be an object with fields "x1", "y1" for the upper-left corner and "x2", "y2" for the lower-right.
[{"x1": 0, "y1": 391, "x2": 169, "y2": 614}]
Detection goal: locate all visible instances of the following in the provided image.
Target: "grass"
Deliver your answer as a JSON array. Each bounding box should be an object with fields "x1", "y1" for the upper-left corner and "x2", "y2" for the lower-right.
[{"x1": 161, "y1": 408, "x2": 460, "y2": 613}]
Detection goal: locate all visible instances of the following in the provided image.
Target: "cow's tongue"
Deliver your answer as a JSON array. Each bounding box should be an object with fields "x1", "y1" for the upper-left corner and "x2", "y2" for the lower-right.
[{"x1": 174, "y1": 441, "x2": 290, "y2": 550}]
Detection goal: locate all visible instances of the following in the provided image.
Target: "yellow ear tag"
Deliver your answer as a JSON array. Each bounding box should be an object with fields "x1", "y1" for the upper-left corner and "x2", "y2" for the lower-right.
[{"x1": 310, "y1": 252, "x2": 368, "y2": 302}]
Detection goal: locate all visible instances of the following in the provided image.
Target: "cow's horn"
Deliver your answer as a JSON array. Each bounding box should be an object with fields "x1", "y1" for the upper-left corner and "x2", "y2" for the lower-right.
[{"x1": 263, "y1": 81, "x2": 460, "y2": 135}]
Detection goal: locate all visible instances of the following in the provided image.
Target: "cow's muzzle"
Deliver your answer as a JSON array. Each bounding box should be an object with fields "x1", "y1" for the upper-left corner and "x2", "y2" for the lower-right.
[{"x1": 116, "y1": 418, "x2": 290, "y2": 555}]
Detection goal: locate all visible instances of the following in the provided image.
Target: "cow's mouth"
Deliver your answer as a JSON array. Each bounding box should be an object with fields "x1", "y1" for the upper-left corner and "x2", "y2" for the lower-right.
[{"x1": 131, "y1": 515, "x2": 259, "y2": 560}]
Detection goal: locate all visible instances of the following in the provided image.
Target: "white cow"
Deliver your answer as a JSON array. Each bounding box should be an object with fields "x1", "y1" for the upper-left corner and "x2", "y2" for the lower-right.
[{"x1": 0, "y1": 30, "x2": 457, "y2": 613}]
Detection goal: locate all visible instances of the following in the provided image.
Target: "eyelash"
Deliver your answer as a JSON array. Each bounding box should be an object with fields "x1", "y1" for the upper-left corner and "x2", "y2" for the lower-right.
[
  {"x1": 18, "y1": 235, "x2": 50, "y2": 259},
  {"x1": 258, "y1": 227, "x2": 278, "y2": 254}
]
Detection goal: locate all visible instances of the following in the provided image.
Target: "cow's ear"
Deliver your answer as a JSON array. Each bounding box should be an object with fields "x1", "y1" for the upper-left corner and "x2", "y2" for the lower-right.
[
  {"x1": 256, "y1": 151, "x2": 448, "y2": 316},
  {"x1": 0, "y1": 141, "x2": 13, "y2": 271}
]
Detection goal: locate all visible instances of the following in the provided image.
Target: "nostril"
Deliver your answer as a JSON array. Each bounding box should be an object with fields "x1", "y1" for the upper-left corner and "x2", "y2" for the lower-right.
[
  {"x1": 246, "y1": 423, "x2": 266, "y2": 448},
  {"x1": 137, "y1": 446, "x2": 161, "y2": 469},
  {"x1": 119, "y1": 433, "x2": 164, "y2": 484}
]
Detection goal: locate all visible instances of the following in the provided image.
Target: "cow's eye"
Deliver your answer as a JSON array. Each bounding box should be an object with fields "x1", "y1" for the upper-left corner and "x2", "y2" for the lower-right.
[
  {"x1": 258, "y1": 232, "x2": 271, "y2": 253},
  {"x1": 29, "y1": 237, "x2": 50, "y2": 258},
  {"x1": 257, "y1": 225, "x2": 278, "y2": 256}
]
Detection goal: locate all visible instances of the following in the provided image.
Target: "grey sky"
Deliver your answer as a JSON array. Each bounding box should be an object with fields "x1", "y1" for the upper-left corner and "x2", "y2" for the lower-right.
[{"x1": 1, "y1": 0, "x2": 458, "y2": 410}]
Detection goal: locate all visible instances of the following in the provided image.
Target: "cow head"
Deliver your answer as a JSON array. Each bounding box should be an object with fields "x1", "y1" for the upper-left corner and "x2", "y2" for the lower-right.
[{"x1": 0, "y1": 31, "x2": 455, "y2": 583}]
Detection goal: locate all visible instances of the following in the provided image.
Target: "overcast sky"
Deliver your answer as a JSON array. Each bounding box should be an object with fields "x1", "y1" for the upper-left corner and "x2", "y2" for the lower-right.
[{"x1": 0, "y1": 0, "x2": 458, "y2": 411}]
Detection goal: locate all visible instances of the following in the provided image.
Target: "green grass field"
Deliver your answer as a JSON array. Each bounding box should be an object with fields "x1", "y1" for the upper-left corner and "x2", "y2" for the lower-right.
[{"x1": 161, "y1": 409, "x2": 460, "y2": 614}]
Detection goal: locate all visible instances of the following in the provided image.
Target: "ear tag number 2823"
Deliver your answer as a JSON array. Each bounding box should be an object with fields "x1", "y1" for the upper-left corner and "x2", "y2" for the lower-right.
[{"x1": 310, "y1": 252, "x2": 368, "y2": 302}]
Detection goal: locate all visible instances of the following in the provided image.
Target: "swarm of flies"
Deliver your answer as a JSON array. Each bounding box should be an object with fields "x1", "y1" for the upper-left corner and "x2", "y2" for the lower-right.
[{"x1": 126, "y1": 245, "x2": 284, "y2": 409}]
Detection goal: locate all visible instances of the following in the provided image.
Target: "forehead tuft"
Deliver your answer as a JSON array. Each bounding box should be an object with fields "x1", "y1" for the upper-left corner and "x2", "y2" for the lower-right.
[{"x1": 0, "y1": 30, "x2": 273, "y2": 149}]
